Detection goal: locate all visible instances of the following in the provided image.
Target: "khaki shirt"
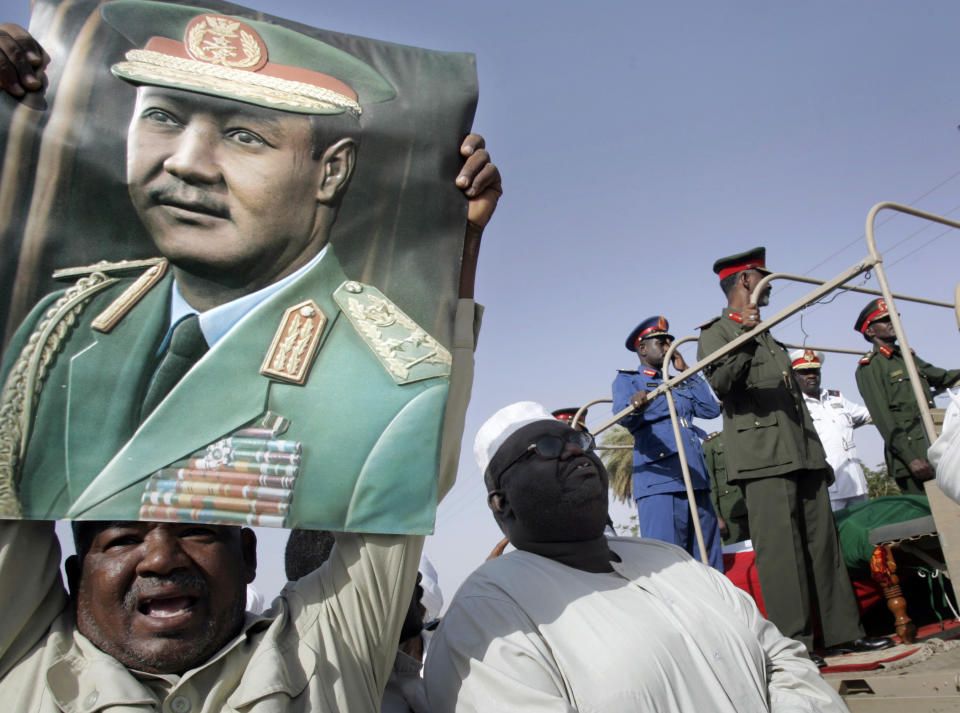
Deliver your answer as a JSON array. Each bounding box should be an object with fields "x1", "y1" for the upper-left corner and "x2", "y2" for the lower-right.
[{"x1": 0, "y1": 299, "x2": 480, "y2": 713}]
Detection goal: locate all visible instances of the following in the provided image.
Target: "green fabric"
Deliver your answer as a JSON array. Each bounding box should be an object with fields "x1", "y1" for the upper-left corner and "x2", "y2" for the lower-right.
[
  {"x1": 696, "y1": 309, "x2": 827, "y2": 480},
  {"x1": 834, "y1": 494, "x2": 931, "y2": 570}
]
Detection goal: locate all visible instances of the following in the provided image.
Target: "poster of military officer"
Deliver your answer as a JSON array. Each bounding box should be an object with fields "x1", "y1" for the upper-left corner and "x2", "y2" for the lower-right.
[{"x1": 0, "y1": 0, "x2": 488, "y2": 532}]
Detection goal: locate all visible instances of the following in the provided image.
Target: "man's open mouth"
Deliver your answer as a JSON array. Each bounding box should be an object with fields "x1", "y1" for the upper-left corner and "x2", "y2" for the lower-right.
[{"x1": 138, "y1": 595, "x2": 197, "y2": 618}]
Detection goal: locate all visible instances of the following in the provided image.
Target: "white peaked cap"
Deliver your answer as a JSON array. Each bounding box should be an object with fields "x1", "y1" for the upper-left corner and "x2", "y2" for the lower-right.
[
  {"x1": 474, "y1": 401, "x2": 555, "y2": 475},
  {"x1": 789, "y1": 348, "x2": 825, "y2": 366},
  {"x1": 418, "y1": 554, "x2": 443, "y2": 621}
]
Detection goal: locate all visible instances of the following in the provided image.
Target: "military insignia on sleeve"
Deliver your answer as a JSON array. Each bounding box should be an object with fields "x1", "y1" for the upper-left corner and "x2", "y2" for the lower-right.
[
  {"x1": 334, "y1": 281, "x2": 451, "y2": 385},
  {"x1": 260, "y1": 300, "x2": 327, "y2": 384}
]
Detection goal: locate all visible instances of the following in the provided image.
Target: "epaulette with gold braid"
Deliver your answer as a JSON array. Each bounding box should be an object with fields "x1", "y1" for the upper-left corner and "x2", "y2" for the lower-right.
[
  {"x1": 52, "y1": 257, "x2": 165, "y2": 281},
  {"x1": 0, "y1": 272, "x2": 121, "y2": 516}
]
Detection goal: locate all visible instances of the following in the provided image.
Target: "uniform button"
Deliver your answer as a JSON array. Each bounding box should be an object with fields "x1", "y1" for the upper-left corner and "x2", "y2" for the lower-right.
[
  {"x1": 755, "y1": 420, "x2": 760, "y2": 426},
  {"x1": 170, "y1": 696, "x2": 192, "y2": 713},
  {"x1": 659, "y1": 452, "x2": 665, "y2": 457},
  {"x1": 83, "y1": 691, "x2": 99, "y2": 709},
  {"x1": 343, "y1": 281, "x2": 362, "y2": 294}
]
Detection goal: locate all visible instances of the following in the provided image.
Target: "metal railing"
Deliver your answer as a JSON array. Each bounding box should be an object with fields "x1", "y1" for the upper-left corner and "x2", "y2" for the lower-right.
[{"x1": 576, "y1": 202, "x2": 959, "y2": 565}]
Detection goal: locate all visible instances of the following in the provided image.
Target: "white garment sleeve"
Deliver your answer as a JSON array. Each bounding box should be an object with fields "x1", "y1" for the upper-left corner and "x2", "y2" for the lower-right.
[
  {"x1": 424, "y1": 593, "x2": 576, "y2": 713},
  {"x1": 702, "y1": 567, "x2": 849, "y2": 713},
  {"x1": 843, "y1": 396, "x2": 872, "y2": 428}
]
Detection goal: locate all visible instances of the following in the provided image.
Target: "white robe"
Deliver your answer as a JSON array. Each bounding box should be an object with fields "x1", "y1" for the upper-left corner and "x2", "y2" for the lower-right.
[{"x1": 425, "y1": 537, "x2": 847, "y2": 713}]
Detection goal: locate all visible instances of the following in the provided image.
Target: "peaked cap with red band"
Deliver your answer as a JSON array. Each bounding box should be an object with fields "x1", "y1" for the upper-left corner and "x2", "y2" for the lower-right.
[
  {"x1": 789, "y1": 348, "x2": 824, "y2": 370},
  {"x1": 552, "y1": 407, "x2": 589, "y2": 430},
  {"x1": 712, "y1": 247, "x2": 772, "y2": 281},
  {"x1": 625, "y1": 315, "x2": 673, "y2": 351},
  {"x1": 101, "y1": 0, "x2": 396, "y2": 115},
  {"x1": 854, "y1": 298, "x2": 890, "y2": 334}
]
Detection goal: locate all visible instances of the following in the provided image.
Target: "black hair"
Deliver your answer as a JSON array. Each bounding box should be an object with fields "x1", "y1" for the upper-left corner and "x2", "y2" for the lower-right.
[
  {"x1": 309, "y1": 111, "x2": 361, "y2": 160},
  {"x1": 719, "y1": 271, "x2": 741, "y2": 296},
  {"x1": 284, "y1": 528, "x2": 336, "y2": 581}
]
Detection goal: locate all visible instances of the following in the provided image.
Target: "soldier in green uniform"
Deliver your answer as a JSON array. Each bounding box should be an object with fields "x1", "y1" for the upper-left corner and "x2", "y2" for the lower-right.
[
  {"x1": 697, "y1": 247, "x2": 891, "y2": 660},
  {"x1": 702, "y1": 431, "x2": 749, "y2": 544},
  {"x1": 0, "y1": 1, "x2": 502, "y2": 532},
  {"x1": 854, "y1": 298, "x2": 960, "y2": 494}
]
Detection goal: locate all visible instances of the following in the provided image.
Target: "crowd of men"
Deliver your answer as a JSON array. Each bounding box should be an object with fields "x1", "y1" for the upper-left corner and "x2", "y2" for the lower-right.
[{"x1": 2, "y1": 5, "x2": 960, "y2": 712}]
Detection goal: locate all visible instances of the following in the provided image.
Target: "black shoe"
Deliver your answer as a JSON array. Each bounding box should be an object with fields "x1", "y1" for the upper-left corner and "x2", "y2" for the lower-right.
[
  {"x1": 824, "y1": 636, "x2": 895, "y2": 655},
  {"x1": 810, "y1": 653, "x2": 827, "y2": 668}
]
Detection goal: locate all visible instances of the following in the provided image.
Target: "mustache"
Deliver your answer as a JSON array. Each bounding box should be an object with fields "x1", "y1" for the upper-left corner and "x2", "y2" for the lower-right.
[
  {"x1": 148, "y1": 184, "x2": 230, "y2": 219},
  {"x1": 124, "y1": 572, "x2": 209, "y2": 609}
]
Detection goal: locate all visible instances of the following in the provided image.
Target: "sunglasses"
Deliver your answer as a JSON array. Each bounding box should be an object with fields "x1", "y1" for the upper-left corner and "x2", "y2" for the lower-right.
[{"x1": 493, "y1": 431, "x2": 596, "y2": 488}]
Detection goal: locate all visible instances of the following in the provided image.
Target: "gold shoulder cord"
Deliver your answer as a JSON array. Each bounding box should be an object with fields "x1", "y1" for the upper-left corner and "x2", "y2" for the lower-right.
[{"x1": 0, "y1": 272, "x2": 119, "y2": 517}]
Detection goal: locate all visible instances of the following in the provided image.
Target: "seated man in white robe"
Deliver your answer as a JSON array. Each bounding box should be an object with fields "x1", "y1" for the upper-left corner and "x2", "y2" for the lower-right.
[{"x1": 424, "y1": 401, "x2": 848, "y2": 713}]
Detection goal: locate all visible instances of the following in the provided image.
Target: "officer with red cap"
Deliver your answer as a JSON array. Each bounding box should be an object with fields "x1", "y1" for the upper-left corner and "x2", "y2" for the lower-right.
[
  {"x1": 854, "y1": 298, "x2": 960, "y2": 493},
  {"x1": 697, "y1": 247, "x2": 891, "y2": 662}
]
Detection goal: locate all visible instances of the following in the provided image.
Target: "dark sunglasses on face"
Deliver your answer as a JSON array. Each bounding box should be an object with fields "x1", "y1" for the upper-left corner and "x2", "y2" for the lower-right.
[{"x1": 494, "y1": 431, "x2": 596, "y2": 487}]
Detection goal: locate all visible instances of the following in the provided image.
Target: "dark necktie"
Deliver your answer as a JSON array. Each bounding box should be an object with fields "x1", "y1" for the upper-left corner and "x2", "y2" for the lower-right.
[{"x1": 140, "y1": 314, "x2": 208, "y2": 422}]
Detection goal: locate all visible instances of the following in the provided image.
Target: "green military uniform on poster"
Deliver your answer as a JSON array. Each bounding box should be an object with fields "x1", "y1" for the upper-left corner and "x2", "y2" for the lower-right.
[
  {"x1": 697, "y1": 247, "x2": 866, "y2": 653},
  {"x1": 1, "y1": 250, "x2": 454, "y2": 530},
  {"x1": 702, "y1": 432, "x2": 749, "y2": 545}
]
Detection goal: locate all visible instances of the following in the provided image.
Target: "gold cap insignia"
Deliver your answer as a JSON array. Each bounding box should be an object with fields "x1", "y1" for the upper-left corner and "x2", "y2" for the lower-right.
[
  {"x1": 184, "y1": 14, "x2": 267, "y2": 71},
  {"x1": 333, "y1": 282, "x2": 451, "y2": 385},
  {"x1": 260, "y1": 300, "x2": 327, "y2": 385}
]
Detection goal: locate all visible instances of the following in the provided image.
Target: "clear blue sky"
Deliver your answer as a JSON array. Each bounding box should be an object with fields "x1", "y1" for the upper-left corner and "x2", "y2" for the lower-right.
[{"x1": 18, "y1": 0, "x2": 960, "y2": 604}]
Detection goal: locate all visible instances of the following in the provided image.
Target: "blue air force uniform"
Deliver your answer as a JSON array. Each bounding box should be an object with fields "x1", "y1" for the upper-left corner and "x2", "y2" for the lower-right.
[{"x1": 613, "y1": 316, "x2": 724, "y2": 570}]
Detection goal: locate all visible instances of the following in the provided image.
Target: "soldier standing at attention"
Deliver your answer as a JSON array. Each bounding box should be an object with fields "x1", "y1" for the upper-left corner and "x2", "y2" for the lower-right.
[
  {"x1": 697, "y1": 247, "x2": 891, "y2": 663},
  {"x1": 854, "y1": 298, "x2": 960, "y2": 494},
  {"x1": 791, "y1": 349, "x2": 872, "y2": 511},
  {"x1": 612, "y1": 316, "x2": 723, "y2": 570}
]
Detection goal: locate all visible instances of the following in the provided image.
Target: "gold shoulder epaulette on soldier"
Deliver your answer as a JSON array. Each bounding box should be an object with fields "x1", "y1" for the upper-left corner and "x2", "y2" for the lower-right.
[
  {"x1": 858, "y1": 352, "x2": 873, "y2": 366},
  {"x1": 333, "y1": 280, "x2": 451, "y2": 385},
  {"x1": 698, "y1": 316, "x2": 720, "y2": 330},
  {"x1": 86, "y1": 259, "x2": 169, "y2": 333}
]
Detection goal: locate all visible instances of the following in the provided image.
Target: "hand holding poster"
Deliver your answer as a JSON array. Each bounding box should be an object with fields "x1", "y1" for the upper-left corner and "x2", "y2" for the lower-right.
[{"x1": 0, "y1": 0, "x2": 490, "y2": 532}]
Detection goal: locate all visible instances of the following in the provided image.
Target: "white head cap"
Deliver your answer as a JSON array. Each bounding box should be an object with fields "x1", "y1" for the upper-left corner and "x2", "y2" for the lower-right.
[
  {"x1": 418, "y1": 554, "x2": 443, "y2": 621},
  {"x1": 788, "y1": 348, "x2": 824, "y2": 370},
  {"x1": 474, "y1": 401, "x2": 554, "y2": 475}
]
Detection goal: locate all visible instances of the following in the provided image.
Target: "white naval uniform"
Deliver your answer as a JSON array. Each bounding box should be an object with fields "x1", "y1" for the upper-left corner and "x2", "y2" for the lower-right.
[{"x1": 803, "y1": 389, "x2": 872, "y2": 510}]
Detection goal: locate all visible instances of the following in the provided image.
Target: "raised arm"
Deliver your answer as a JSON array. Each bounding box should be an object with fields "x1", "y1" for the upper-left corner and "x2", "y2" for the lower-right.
[
  {"x1": 0, "y1": 521, "x2": 68, "y2": 679},
  {"x1": 697, "y1": 323, "x2": 758, "y2": 399}
]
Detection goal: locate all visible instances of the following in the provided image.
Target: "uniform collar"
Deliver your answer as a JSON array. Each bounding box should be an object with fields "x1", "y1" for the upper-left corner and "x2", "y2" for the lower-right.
[
  {"x1": 722, "y1": 307, "x2": 743, "y2": 324},
  {"x1": 875, "y1": 343, "x2": 896, "y2": 358},
  {"x1": 166, "y1": 246, "x2": 328, "y2": 349}
]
